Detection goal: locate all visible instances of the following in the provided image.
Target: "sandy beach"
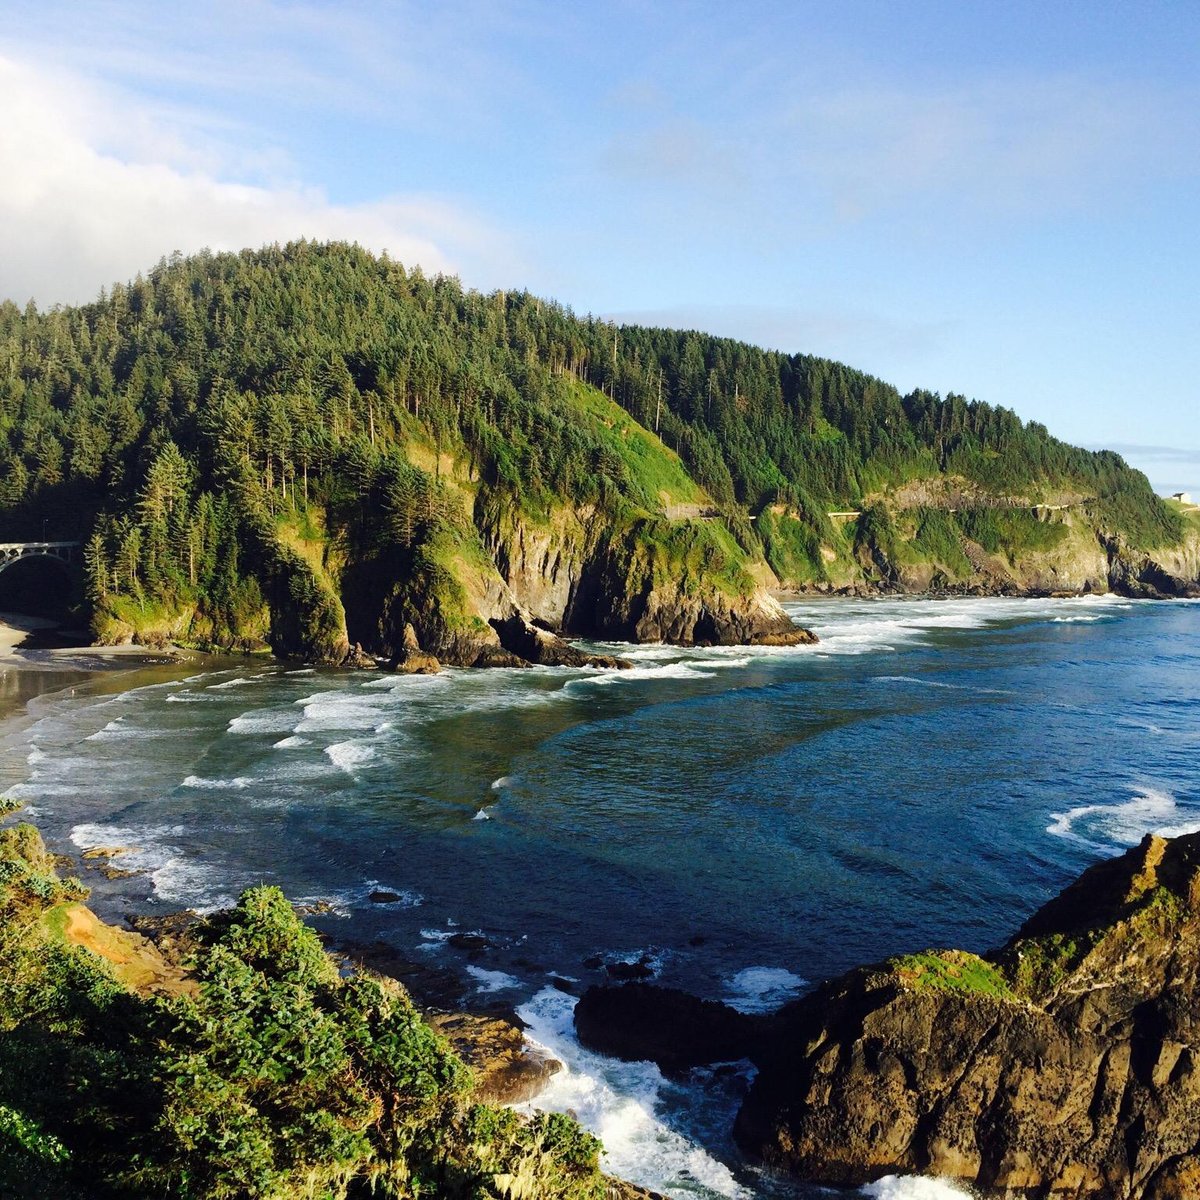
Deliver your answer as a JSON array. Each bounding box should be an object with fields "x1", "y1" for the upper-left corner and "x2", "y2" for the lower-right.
[
  {"x1": 0, "y1": 612, "x2": 209, "y2": 730},
  {"x1": 0, "y1": 611, "x2": 56, "y2": 659}
]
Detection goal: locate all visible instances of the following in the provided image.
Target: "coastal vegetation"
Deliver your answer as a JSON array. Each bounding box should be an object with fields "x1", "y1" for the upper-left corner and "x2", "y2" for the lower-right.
[
  {"x1": 0, "y1": 823, "x2": 612, "y2": 1200},
  {"x1": 0, "y1": 242, "x2": 1192, "y2": 658}
]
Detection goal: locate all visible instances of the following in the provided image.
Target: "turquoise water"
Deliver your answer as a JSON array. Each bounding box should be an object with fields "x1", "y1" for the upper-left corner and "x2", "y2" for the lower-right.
[{"x1": 3, "y1": 594, "x2": 1198, "y2": 1199}]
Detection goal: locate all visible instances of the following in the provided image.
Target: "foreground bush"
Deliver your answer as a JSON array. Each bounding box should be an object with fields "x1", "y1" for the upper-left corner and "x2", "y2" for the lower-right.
[{"x1": 0, "y1": 824, "x2": 606, "y2": 1199}]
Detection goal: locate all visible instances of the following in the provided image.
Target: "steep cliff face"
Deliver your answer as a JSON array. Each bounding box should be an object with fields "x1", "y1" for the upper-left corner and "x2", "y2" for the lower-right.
[
  {"x1": 1104, "y1": 525, "x2": 1200, "y2": 599},
  {"x1": 772, "y1": 501, "x2": 1200, "y2": 601},
  {"x1": 735, "y1": 833, "x2": 1200, "y2": 1198}
]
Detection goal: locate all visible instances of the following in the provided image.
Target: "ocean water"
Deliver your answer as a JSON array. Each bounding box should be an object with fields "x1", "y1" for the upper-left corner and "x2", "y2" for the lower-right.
[{"x1": 3, "y1": 594, "x2": 1199, "y2": 1199}]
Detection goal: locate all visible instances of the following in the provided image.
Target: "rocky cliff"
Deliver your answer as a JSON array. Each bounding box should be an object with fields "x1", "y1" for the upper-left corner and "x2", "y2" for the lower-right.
[
  {"x1": 735, "y1": 832, "x2": 1200, "y2": 1197},
  {"x1": 769, "y1": 499, "x2": 1200, "y2": 601}
]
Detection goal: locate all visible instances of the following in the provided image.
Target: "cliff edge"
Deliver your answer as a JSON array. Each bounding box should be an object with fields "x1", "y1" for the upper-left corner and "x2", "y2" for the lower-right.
[{"x1": 736, "y1": 832, "x2": 1200, "y2": 1198}]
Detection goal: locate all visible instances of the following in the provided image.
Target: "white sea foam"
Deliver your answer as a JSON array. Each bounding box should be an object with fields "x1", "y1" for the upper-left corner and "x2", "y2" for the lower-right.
[
  {"x1": 565, "y1": 662, "x2": 716, "y2": 690},
  {"x1": 722, "y1": 966, "x2": 807, "y2": 1014},
  {"x1": 69, "y1": 821, "x2": 235, "y2": 912},
  {"x1": 293, "y1": 880, "x2": 422, "y2": 917},
  {"x1": 166, "y1": 692, "x2": 221, "y2": 703},
  {"x1": 150, "y1": 858, "x2": 237, "y2": 912},
  {"x1": 516, "y1": 987, "x2": 750, "y2": 1198},
  {"x1": 490, "y1": 775, "x2": 512, "y2": 791},
  {"x1": 473, "y1": 808, "x2": 491, "y2": 820},
  {"x1": 85, "y1": 718, "x2": 170, "y2": 741},
  {"x1": 207, "y1": 676, "x2": 260, "y2": 690},
  {"x1": 861, "y1": 1177, "x2": 976, "y2": 1199},
  {"x1": 782, "y1": 594, "x2": 1142, "y2": 657},
  {"x1": 295, "y1": 691, "x2": 388, "y2": 733},
  {"x1": 3, "y1": 781, "x2": 84, "y2": 799},
  {"x1": 273, "y1": 735, "x2": 311, "y2": 749},
  {"x1": 1047, "y1": 787, "x2": 1200, "y2": 851},
  {"x1": 466, "y1": 965, "x2": 520, "y2": 994},
  {"x1": 26, "y1": 746, "x2": 44, "y2": 764},
  {"x1": 227, "y1": 710, "x2": 301, "y2": 734},
  {"x1": 181, "y1": 775, "x2": 253, "y2": 790},
  {"x1": 325, "y1": 741, "x2": 376, "y2": 772}
]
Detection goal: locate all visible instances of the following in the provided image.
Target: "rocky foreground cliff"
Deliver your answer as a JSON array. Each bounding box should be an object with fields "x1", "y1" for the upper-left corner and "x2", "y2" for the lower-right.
[{"x1": 577, "y1": 832, "x2": 1200, "y2": 1199}]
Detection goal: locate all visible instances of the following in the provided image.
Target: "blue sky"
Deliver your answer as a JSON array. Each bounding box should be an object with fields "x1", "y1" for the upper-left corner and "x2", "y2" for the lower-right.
[{"x1": 0, "y1": 1, "x2": 1196, "y2": 493}]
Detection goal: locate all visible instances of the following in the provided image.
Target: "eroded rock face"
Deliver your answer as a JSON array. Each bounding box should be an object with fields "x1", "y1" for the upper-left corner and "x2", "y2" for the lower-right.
[
  {"x1": 386, "y1": 623, "x2": 442, "y2": 674},
  {"x1": 735, "y1": 833, "x2": 1200, "y2": 1198},
  {"x1": 428, "y1": 1011, "x2": 561, "y2": 1106}
]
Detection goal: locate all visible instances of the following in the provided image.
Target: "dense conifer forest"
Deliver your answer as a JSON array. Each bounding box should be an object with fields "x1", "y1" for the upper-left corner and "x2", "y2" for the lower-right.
[{"x1": 0, "y1": 241, "x2": 1184, "y2": 654}]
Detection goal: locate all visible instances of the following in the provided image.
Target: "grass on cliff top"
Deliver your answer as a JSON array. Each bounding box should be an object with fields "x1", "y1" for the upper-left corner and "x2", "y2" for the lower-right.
[
  {"x1": 1004, "y1": 883, "x2": 1186, "y2": 1001},
  {"x1": 889, "y1": 950, "x2": 1016, "y2": 1000},
  {"x1": 622, "y1": 508, "x2": 758, "y2": 599},
  {"x1": 571, "y1": 379, "x2": 706, "y2": 511},
  {"x1": 1165, "y1": 497, "x2": 1200, "y2": 528}
]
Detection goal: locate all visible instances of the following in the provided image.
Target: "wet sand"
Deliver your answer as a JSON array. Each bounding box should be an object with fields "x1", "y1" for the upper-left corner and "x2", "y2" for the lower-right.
[{"x1": 0, "y1": 612, "x2": 216, "y2": 727}]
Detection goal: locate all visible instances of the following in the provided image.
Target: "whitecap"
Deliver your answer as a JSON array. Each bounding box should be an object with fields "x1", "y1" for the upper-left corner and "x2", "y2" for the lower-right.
[
  {"x1": 466, "y1": 965, "x2": 520, "y2": 994},
  {"x1": 273, "y1": 735, "x2": 311, "y2": 749},
  {"x1": 227, "y1": 710, "x2": 300, "y2": 735},
  {"x1": 723, "y1": 966, "x2": 807, "y2": 1014},
  {"x1": 69, "y1": 821, "x2": 234, "y2": 913},
  {"x1": 181, "y1": 775, "x2": 253, "y2": 790},
  {"x1": 565, "y1": 662, "x2": 716, "y2": 690},
  {"x1": 473, "y1": 808, "x2": 491, "y2": 821},
  {"x1": 150, "y1": 857, "x2": 237, "y2": 913},
  {"x1": 1047, "y1": 787, "x2": 1200, "y2": 851},
  {"x1": 325, "y1": 741, "x2": 376, "y2": 772},
  {"x1": 85, "y1": 721, "x2": 169, "y2": 741},
  {"x1": 862, "y1": 1177, "x2": 976, "y2": 1198},
  {"x1": 490, "y1": 775, "x2": 512, "y2": 791},
  {"x1": 516, "y1": 987, "x2": 751, "y2": 1198},
  {"x1": 295, "y1": 691, "x2": 388, "y2": 733},
  {"x1": 206, "y1": 676, "x2": 260, "y2": 690}
]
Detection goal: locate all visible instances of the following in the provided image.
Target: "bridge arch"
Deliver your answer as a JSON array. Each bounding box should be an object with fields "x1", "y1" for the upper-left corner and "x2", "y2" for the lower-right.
[{"x1": 0, "y1": 542, "x2": 82, "y2": 622}]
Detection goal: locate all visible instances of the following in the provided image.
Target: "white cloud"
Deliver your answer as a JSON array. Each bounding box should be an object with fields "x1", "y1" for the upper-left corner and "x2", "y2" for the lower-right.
[{"x1": 0, "y1": 53, "x2": 517, "y2": 306}]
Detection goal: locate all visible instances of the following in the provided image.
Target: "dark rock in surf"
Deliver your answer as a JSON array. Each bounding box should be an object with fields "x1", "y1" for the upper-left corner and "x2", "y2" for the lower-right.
[
  {"x1": 387, "y1": 624, "x2": 442, "y2": 674},
  {"x1": 490, "y1": 614, "x2": 633, "y2": 670},
  {"x1": 574, "y1": 983, "x2": 760, "y2": 1071},
  {"x1": 447, "y1": 932, "x2": 492, "y2": 952},
  {"x1": 341, "y1": 641, "x2": 378, "y2": 669},
  {"x1": 469, "y1": 644, "x2": 531, "y2": 669},
  {"x1": 604, "y1": 955, "x2": 656, "y2": 981}
]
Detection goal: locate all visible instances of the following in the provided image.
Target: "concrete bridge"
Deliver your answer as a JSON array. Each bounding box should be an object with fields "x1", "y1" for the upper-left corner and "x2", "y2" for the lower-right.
[{"x1": 0, "y1": 541, "x2": 82, "y2": 578}]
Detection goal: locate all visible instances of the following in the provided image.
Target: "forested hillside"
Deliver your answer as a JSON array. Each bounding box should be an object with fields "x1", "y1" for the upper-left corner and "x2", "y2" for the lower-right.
[{"x1": 0, "y1": 242, "x2": 1191, "y2": 658}]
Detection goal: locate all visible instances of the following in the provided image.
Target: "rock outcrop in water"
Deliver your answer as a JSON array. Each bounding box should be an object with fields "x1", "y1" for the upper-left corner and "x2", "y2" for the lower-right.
[
  {"x1": 735, "y1": 831, "x2": 1200, "y2": 1197},
  {"x1": 574, "y1": 834, "x2": 1200, "y2": 1198},
  {"x1": 574, "y1": 982, "x2": 762, "y2": 1071}
]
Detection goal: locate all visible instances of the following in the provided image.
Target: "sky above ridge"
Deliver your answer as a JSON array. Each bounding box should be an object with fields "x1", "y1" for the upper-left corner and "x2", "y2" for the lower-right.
[{"x1": 0, "y1": 1, "x2": 1196, "y2": 493}]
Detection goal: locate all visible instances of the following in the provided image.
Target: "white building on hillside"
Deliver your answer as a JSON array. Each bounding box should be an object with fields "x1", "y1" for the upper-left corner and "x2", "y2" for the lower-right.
[{"x1": 1170, "y1": 491, "x2": 1193, "y2": 504}]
